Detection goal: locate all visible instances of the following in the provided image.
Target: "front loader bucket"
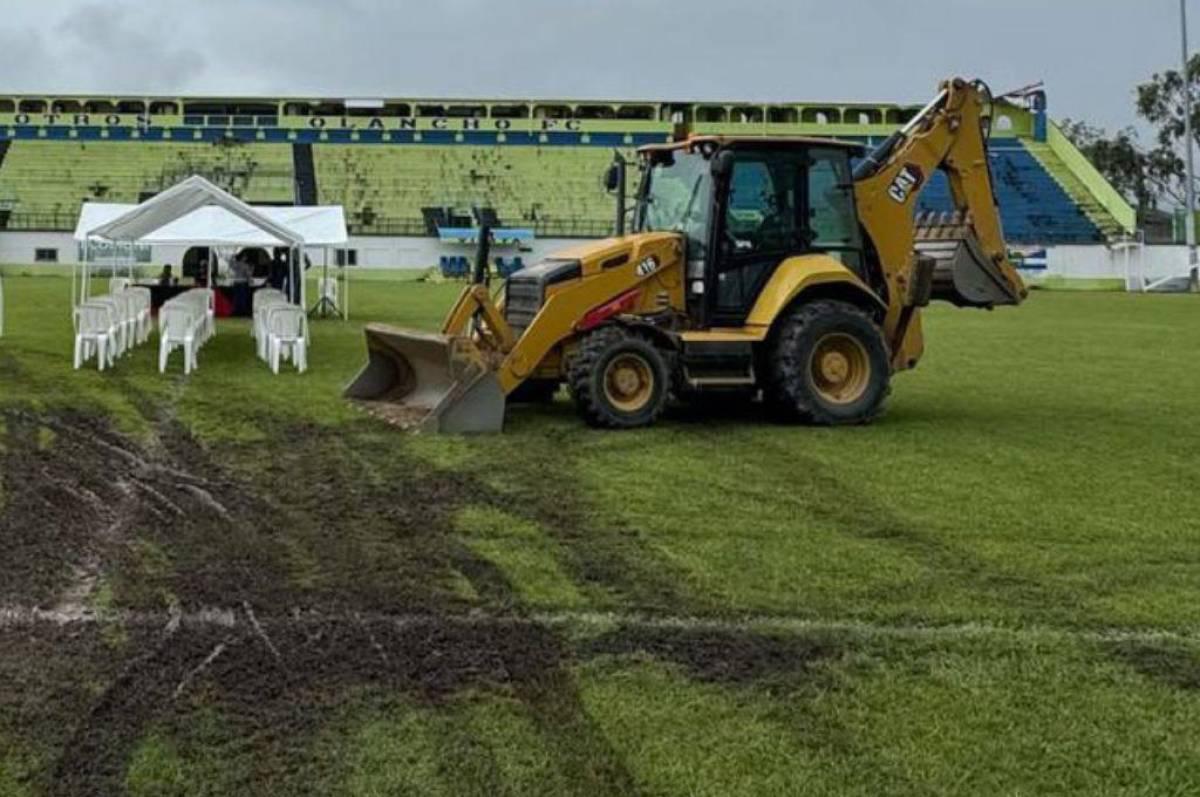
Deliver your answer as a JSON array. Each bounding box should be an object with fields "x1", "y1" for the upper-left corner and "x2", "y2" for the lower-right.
[
  {"x1": 344, "y1": 324, "x2": 506, "y2": 433},
  {"x1": 915, "y1": 212, "x2": 1023, "y2": 308}
]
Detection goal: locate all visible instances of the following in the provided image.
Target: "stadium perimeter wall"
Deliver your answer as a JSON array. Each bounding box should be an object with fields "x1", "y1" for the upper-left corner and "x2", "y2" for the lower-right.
[
  {"x1": 1039, "y1": 245, "x2": 1191, "y2": 287},
  {"x1": 2, "y1": 232, "x2": 1189, "y2": 293},
  {"x1": 0, "y1": 232, "x2": 586, "y2": 271}
]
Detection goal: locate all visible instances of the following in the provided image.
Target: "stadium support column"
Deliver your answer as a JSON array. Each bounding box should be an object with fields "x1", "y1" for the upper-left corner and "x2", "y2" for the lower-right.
[{"x1": 1182, "y1": 0, "x2": 1198, "y2": 285}]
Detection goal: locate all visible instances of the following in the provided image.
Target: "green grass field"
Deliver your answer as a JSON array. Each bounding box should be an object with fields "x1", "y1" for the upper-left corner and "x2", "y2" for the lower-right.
[{"x1": 1, "y1": 272, "x2": 1198, "y2": 796}]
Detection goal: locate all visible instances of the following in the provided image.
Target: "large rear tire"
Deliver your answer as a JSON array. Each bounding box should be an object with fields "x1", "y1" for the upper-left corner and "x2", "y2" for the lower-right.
[
  {"x1": 764, "y1": 300, "x2": 891, "y2": 425},
  {"x1": 569, "y1": 326, "x2": 669, "y2": 429}
]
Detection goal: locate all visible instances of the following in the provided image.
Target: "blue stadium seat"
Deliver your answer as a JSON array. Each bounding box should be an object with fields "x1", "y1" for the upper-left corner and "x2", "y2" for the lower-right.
[{"x1": 914, "y1": 142, "x2": 1103, "y2": 245}]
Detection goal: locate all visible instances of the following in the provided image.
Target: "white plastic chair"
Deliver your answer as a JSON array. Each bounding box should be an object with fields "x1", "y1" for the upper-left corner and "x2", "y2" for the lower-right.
[
  {"x1": 255, "y1": 294, "x2": 289, "y2": 360},
  {"x1": 109, "y1": 277, "x2": 131, "y2": 294},
  {"x1": 74, "y1": 302, "x2": 117, "y2": 370},
  {"x1": 113, "y1": 292, "x2": 142, "y2": 354},
  {"x1": 252, "y1": 289, "x2": 285, "y2": 325},
  {"x1": 200, "y1": 288, "x2": 216, "y2": 341},
  {"x1": 163, "y1": 289, "x2": 211, "y2": 342},
  {"x1": 127, "y1": 287, "x2": 152, "y2": 344},
  {"x1": 267, "y1": 305, "x2": 308, "y2": 374},
  {"x1": 85, "y1": 296, "x2": 128, "y2": 358},
  {"x1": 251, "y1": 289, "x2": 284, "y2": 337},
  {"x1": 158, "y1": 304, "x2": 202, "y2": 374}
]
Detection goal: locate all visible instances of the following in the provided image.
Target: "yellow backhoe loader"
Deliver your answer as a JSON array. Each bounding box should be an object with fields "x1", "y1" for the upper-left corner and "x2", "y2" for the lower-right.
[{"x1": 345, "y1": 78, "x2": 1026, "y2": 432}]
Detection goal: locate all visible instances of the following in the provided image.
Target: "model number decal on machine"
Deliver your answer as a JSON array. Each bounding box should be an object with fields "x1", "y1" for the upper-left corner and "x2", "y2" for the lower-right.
[
  {"x1": 635, "y1": 256, "x2": 659, "y2": 277},
  {"x1": 888, "y1": 165, "x2": 925, "y2": 203}
]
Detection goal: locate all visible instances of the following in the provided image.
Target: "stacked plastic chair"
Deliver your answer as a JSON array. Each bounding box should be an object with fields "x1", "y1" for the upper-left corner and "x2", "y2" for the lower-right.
[
  {"x1": 158, "y1": 288, "x2": 214, "y2": 374},
  {"x1": 73, "y1": 286, "x2": 153, "y2": 371},
  {"x1": 266, "y1": 305, "x2": 308, "y2": 374},
  {"x1": 252, "y1": 289, "x2": 308, "y2": 373}
]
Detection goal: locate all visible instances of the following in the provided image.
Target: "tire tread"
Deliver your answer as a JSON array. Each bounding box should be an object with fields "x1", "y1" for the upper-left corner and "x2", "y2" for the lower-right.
[
  {"x1": 568, "y1": 326, "x2": 669, "y2": 429},
  {"x1": 763, "y1": 300, "x2": 890, "y2": 425}
]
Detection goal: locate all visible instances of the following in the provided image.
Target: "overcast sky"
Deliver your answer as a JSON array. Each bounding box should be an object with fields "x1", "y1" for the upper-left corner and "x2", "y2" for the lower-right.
[{"x1": 0, "y1": 0, "x2": 1188, "y2": 132}]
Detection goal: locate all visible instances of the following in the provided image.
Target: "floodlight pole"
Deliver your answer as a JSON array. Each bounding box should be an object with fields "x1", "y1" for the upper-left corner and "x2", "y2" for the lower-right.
[{"x1": 1182, "y1": 0, "x2": 1198, "y2": 281}]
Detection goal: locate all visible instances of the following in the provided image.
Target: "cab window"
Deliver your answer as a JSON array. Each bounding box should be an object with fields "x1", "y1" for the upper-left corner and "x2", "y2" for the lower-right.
[
  {"x1": 724, "y1": 156, "x2": 798, "y2": 254},
  {"x1": 807, "y1": 148, "x2": 863, "y2": 272}
]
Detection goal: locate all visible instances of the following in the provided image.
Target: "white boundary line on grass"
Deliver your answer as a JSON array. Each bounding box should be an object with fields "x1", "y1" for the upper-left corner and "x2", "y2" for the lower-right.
[{"x1": 0, "y1": 605, "x2": 1197, "y2": 647}]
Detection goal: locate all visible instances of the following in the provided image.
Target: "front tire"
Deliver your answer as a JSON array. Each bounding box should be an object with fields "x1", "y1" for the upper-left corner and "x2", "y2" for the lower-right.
[
  {"x1": 569, "y1": 326, "x2": 669, "y2": 429},
  {"x1": 764, "y1": 300, "x2": 891, "y2": 425}
]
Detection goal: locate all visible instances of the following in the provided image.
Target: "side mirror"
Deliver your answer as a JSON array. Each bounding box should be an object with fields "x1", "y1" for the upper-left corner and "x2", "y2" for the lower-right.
[
  {"x1": 710, "y1": 149, "x2": 736, "y2": 182},
  {"x1": 603, "y1": 163, "x2": 621, "y2": 193}
]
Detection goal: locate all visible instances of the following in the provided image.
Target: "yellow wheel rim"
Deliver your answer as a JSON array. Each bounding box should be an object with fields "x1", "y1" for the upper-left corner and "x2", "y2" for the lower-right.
[
  {"x1": 603, "y1": 353, "x2": 655, "y2": 413},
  {"x1": 810, "y1": 332, "x2": 870, "y2": 405}
]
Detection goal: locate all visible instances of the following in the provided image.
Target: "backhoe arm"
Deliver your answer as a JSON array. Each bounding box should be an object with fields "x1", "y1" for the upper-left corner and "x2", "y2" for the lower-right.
[{"x1": 853, "y1": 78, "x2": 1027, "y2": 368}]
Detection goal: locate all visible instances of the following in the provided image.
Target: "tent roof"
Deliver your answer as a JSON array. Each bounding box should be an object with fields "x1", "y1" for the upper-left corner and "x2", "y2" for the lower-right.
[{"x1": 74, "y1": 175, "x2": 348, "y2": 247}]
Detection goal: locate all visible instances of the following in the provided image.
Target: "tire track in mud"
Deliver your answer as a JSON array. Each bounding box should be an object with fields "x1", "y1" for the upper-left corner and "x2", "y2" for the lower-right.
[
  {"x1": 0, "y1": 406, "x2": 646, "y2": 795},
  {"x1": 0, "y1": 409, "x2": 149, "y2": 607},
  {"x1": 22, "y1": 603, "x2": 1199, "y2": 795},
  {"x1": 7, "y1": 402, "x2": 1193, "y2": 793},
  {"x1": 34, "y1": 612, "x2": 645, "y2": 796}
]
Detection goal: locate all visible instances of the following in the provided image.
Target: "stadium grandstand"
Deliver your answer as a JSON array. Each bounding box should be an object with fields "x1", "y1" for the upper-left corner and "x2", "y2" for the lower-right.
[{"x1": 0, "y1": 89, "x2": 1135, "y2": 263}]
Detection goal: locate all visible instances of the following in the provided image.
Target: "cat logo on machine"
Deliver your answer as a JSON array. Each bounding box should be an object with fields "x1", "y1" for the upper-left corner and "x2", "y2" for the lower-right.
[
  {"x1": 887, "y1": 164, "x2": 925, "y2": 203},
  {"x1": 635, "y1": 256, "x2": 659, "y2": 277}
]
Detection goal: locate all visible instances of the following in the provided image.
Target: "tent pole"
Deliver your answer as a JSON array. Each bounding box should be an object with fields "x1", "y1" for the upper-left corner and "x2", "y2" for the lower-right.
[
  {"x1": 297, "y1": 245, "x2": 304, "y2": 307},
  {"x1": 72, "y1": 240, "x2": 81, "y2": 310},
  {"x1": 321, "y1": 246, "x2": 328, "y2": 318},
  {"x1": 82, "y1": 239, "x2": 90, "y2": 302}
]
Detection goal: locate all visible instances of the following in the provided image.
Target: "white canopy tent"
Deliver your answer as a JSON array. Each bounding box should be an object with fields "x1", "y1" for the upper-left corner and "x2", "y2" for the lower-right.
[{"x1": 73, "y1": 176, "x2": 351, "y2": 318}]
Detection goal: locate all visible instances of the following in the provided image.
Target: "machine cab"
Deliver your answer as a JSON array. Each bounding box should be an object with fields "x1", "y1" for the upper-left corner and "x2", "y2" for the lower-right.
[{"x1": 634, "y1": 137, "x2": 868, "y2": 328}]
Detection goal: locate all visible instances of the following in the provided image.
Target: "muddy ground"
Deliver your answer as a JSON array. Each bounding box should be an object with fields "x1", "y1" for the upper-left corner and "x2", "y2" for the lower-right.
[{"x1": 0, "y1": 402, "x2": 823, "y2": 795}]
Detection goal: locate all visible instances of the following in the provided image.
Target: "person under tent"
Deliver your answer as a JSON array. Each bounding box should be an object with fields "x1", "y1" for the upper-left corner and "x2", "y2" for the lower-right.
[{"x1": 229, "y1": 253, "x2": 253, "y2": 317}]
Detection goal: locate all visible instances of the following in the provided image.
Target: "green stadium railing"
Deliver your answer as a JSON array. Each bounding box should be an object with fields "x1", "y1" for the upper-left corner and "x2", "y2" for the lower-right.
[
  {"x1": 346, "y1": 217, "x2": 617, "y2": 238},
  {"x1": 1, "y1": 212, "x2": 79, "y2": 231},
  {"x1": 347, "y1": 218, "x2": 428, "y2": 236},
  {"x1": 1046, "y1": 123, "x2": 1136, "y2": 235}
]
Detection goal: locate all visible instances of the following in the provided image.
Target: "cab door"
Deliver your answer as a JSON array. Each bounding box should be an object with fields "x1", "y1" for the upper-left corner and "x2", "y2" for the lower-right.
[
  {"x1": 708, "y1": 148, "x2": 806, "y2": 326},
  {"x1": 806, "y1": 146, "x2": 867, "y2": 278}
]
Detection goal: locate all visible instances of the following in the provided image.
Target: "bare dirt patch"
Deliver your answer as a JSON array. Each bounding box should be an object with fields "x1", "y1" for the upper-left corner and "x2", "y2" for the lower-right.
[
  {"x1": 0, "y1": 403, "x2": 830, "y2": 794},
  {"x1": 29, "y1": 614, "x2": 628, "y2": 796},
  {"x1": 0, "y1": 409, "x2": 146, "y2": 607}
]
